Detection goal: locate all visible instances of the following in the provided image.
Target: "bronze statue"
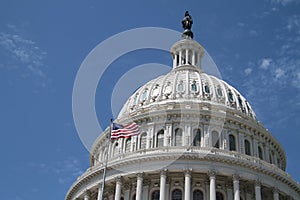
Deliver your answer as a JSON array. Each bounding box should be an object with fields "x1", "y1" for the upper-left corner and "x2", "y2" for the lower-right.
[
  {"x1": 182, "y1": 11, "x2": 193, "y2": 30},
  {"x1": 181, "y1": 11, "x2": 194, "y2": 39}
]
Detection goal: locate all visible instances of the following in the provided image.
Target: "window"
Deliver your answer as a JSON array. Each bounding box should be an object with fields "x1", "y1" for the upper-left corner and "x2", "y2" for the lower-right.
[
  {"x1": 177, "y1": 81, "x2": 184, "y2": 92},
  {"x1": 140, "y1": 133, "x2": 147, "y2": 149},
  {"x1": 212, "y1": 131, "x2": 220, "y2": 148},
  {"x1": 245, "y1": 140, "x2": 251, "y2": 155},
  {"x1": 269, "y1": 153, "x2": 273, "y2": 164},
  {"x1": 132, "y1": 95, "x2": 138, "y2": 106},
  {"x1": 229, "y1": 134, "x2": 236, "y2": 151},
  {"x1": 238, "y1": 96, "x2": 243, "y2": 107},
  {"x1": 191, "y1": 81, "x2": 197, "y2": 92},
  {"x1": 157, "y1": 130, "x2": 164, "y2": 148},
  {"x1": 141, "y1": 90, "x2": 148, "y2": 101},
  {"x1": 112, "y1": 142, "x2": 119, "y2": 157},
  {"x1": 193, "y1": 190, "x2": 203, "y2": 200},
  {"x1": 216, "y1": 192, "x2": 224, "y2": 200},
  {"x1": 125, "y1": 138, "x2": 131, "y2": 153},
  {"x1": 228, "y1": 90, "x2": 234, "y2": 102},
  {"x1": 193, "y1": 129, "x2": 201, "y2": 147},
  {"x1": 172, "y1": 189, "x2": 182, "y2": 200},
  {"x1": 174, "y1": 128, "x2": 183, "y2": 146},
  {"x1": 151, "y1": 190, "x2": 160, "y2": 200},
  {"x1": 204, "y1": 85, "x2": 210, "y2": 93},
  {"x1": 217, "y1": 87, "x2": 223, "y2": 97},
  {"x1": 151, "y1": 85, "x2": 160, "y2": 99},
  {"x1": 258, "y1": 146, "x2": 263, "y2": 159}
]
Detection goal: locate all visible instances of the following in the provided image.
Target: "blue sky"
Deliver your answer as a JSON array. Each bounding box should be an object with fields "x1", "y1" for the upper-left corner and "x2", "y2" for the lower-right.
[{"x1": 1, "y1": 0, "x2": 300, "y2": 199}]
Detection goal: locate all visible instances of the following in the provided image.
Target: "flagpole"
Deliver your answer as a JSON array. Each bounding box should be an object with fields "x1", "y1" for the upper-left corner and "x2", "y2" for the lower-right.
[{"x1": 99, "y1": 118, "x2": 113, "y2": 200}]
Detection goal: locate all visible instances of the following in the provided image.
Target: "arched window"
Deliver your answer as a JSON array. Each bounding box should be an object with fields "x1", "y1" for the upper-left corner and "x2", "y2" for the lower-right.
[
  {"x1": 245, "y1": 139, "x2": 251, "y2": 155},
  {"x1": 157, "y1": 130, "x2": 164, "y2": 148},
  {"x1": 193, "y1": 129, "x2": 201, "y2": 147},
  {"x1": 191, "y1": 81, "x2": 197, "y2": 92},
  {"x1": 174, "y1": 128, "x2": 183, "y2": 146},
  {"x1": 140, "y1": 133, "x2": 147, "y2": 149},
  {"x1": 177, "y1": 81, "x2": 184, "y2": 92},
  {"x1": 193, "y1": 190, "x2": 203, "y2": 200},
  {"x1": 112, "y1": 142, "x2": 119, "y2": 157},
  {"x1": 172, "y1": 189, "x2": 182, "y2": 200},
  {"x1": 212, "y1": 131, "x2": 220, "y2": 148},
  {"x1": 269, "y1": 153, "x2": 273, "y2": 164},
  {"x1": 204, "y1": 85, "x2": 210, "y2": 93},
  {"x1": 229, "y1": 134, "x2": 236, "y2": 151},
  {"x1": 125, "y1": 138, "x2": 131, "y2": 153},
  {"x1": 228, "y1": 90, "x2": 234, "y2": 103},
  {"x1": 216, "y1": 192, "x2": 224, "y2": 200},
  {"x1": 151, "y1": 190, "x2": 160, "y2": 200},
  {"x1": 258, "y1": 146, "x2": 263, "y2": 159}
]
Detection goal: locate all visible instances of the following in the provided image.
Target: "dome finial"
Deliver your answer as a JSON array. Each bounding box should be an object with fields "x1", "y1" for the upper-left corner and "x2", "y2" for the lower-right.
[{"x1": 181, "y1": 11, "x2": 194, "y2": 39}]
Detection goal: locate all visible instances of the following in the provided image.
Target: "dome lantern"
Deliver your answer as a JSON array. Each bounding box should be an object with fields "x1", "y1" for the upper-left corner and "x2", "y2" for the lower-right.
[{"x1": 171, "y1": 11, "x2": 205, "y2": 71}]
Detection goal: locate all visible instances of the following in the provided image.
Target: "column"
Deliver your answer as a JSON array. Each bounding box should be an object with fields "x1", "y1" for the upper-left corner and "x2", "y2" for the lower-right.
[
  {"x1": 226, "y1": 184, "x2": 233, "y2": 200},
  {"x1": 253, "y1": 139, "x2": 258, "y2": 157},
  {"x1": 84, "y1": 190, "x2": 90, "y2": 200},
  {"x1": 192, "y1": 50, "x2": 196, "y2": 65},
  {"x1": 136, "y1": 173, "x2": 143, "y2": 200},
  {"x1": 273, "y1": 188, "x2": 279, "y2": 200},
  {"x1": 115, "y1": 176, "x2": 122, "y2": 200},
  {"x1": 184, "y1": 169, "x2": 192, "y2": 200},
  {"x1": 97, "y1": 184, "x2": 102, "y2": 200},
  {"x1": 209, "y1": 170, "x2": 216, "y2": 200},
  {"x1": 179, "y1": 50, "x2": 182, "y2": 65},
  {"x1": 123, "y1": 183, "x2": 131, "y2": 200},
  {"x1": 185, "y1": 49, "x2": 188, "y2": 64},
  {"x1": 197, "y1": 53, "x2": 201, "y2": 68},
  {"x1": 173, "y1": 53, "x2": 177, "y2": 68},
  {"x1": 255, "y1": 181, "x2": 261, "y2": 200},
  {"x1": 164, "y1": 124, "x2": 171, "y2": 146},
  {"x1": 160, "y1": 170, "x2": 167, "y2": 200},
  {"x1": 233, "y1": 175, "x2": 240, "y2": 200},
  {"x1": 142, "y1": 179, "x2": 150, "y2": 200},
  {"x1": 265, "y1": 146, "x2": 270, "y2": 163}
]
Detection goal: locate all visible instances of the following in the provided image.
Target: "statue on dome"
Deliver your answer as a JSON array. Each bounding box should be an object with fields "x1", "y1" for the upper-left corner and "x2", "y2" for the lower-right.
[
  {"x1": 181, "y1": 11, "x2": 194, "y2": 39},
  {"x1": 182, "y1": 11, "x2": 193, "y2": 30}
]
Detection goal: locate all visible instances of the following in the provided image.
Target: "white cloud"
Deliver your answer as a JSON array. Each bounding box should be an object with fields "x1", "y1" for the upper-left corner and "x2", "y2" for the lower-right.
[
  {"x1": 249, "y1": 30, "x2": 258, "y2": 37},
  {"x1": 274, "y1": 68, "x2": 285, "y2": 79},
  {"x1": 260, "y1": 58, "x2": 272, "y2": 69},
  {"x1": 0, "y1": 30, "x2": 47, "y2": 79},
  {"x1": 244, "y1": 68, "x2": 253, "y2": 75}
]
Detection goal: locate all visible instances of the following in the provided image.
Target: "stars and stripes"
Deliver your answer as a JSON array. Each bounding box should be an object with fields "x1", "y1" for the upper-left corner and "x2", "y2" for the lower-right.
[{"x1": 111, "y1": 122, "x2": 139, "y2": 139}]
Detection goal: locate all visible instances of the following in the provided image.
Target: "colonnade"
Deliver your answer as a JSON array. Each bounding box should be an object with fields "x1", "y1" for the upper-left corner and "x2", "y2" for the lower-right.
[{"x1": 81, "y1": 170, "x2": 285, "y2": 200}]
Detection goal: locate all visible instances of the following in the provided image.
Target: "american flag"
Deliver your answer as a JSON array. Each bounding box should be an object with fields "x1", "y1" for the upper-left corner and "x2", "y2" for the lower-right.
[{"x1": 111, "y1": 122, "x2": 139, "y2": 140}]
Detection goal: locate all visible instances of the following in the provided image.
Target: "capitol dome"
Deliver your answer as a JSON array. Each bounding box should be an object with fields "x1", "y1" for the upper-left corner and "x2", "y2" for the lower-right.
[{"x1": 66, "y1": 12, "x2": 300, "y2": 200}]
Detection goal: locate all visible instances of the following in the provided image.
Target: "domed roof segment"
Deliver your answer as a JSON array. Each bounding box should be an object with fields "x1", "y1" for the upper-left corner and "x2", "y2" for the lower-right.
[{"x1": 118, "y1": 38, "x2": 256, "y2": 120}]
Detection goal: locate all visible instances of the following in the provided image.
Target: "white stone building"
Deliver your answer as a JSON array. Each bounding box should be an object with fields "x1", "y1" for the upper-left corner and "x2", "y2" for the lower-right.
[{"x1": 65, "y1": 14, "x2": 300, "y2": 200}]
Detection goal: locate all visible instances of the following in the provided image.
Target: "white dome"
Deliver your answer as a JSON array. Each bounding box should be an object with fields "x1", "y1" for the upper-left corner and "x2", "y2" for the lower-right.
[{"x1": 118, "y1": 65, "x2": 256, "y2": 120}]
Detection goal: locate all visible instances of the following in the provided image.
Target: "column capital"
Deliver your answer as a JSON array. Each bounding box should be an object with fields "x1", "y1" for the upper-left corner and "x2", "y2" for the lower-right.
[
  {"x1": 160, "y1": 169, "x2": 168, "y2": 176},
  {"x1": 184, "y1": 168, "x2": 192, "y2": 176},
  {"x1": 136, "y1": 172, "x2": 144, "y2": 179},
  {"x1": 272, "y1": 187, "x2": 279, "y2": 193},
  {"x1": 255, "y1": 180, "x2": 261, "y2": 187},
  {"x1": 233, "y1": 174, "x2": 240, "y2": 181},
  {"x1": 115, "y1": 176, "x2": 122, "y2": 183},
  {"x1": 208, "y1": 170, "x2": 217, "y2": 179}
]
